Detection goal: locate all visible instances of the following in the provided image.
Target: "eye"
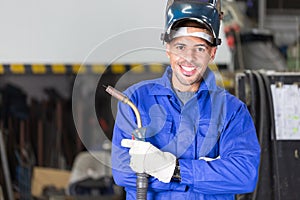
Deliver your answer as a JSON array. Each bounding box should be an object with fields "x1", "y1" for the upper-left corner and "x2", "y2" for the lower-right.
[
  {"x1": 196, "y1": 46, "x2": 206, "y2": 52},
  {"x1": 175, "y1": 45, "x2": 185, "y2": 51}
]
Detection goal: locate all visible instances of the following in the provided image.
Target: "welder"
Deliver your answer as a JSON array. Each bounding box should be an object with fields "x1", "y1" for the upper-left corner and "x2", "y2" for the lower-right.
[{"x1": 111, "y1": 0, "x2": 261, "y2": 199}]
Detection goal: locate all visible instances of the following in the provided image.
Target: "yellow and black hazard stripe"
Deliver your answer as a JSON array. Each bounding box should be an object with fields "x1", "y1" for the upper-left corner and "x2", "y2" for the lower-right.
[
  {"x1": 0, "y1": 63, "x2": 233, "y2": 87},
  {"x1": 0, "y1": 63, "x2": 230, "y2": 75},
  {"x1": 0, "y1": 63, "x2": 168, "y2": 75}
]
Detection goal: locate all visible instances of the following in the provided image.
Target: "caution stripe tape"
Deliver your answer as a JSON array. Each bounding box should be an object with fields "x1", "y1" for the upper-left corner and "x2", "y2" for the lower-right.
[
  {"x1": 0, "y1": 63, "x2": 232, "y2": 87},
  {"x1": 0, "y1": 63, "x2": 168, "y2": 75}
]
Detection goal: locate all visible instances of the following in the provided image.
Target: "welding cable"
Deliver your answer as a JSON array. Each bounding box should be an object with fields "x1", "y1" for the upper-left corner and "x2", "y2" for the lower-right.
[
  {"x1": 252, "y1": 71, "x2": 266, "y2": 146},
  {"x1": 249, "y1": 70, "x2": 267, "y2": 200},
  {"x1": 245, "y1": 70, "x2": 258, "y2": 129},
  {"x1": 236, "y1": 71, "x2": 264, "y2": 200},
  {"x1": 104, "y1": 85, "x2": 148, "y2": 200},
  {"x1": 238, "y1": 71, "x2": 280, "y2": 200},
  {"x1": 259, "y1": 71, "x2": 281, "y2": 200}
]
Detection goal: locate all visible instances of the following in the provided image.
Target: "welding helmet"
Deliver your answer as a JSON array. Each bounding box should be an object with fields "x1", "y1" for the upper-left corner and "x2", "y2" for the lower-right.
[{"x1": 161, "y1": 0, "x2": 223, "y2": 46}]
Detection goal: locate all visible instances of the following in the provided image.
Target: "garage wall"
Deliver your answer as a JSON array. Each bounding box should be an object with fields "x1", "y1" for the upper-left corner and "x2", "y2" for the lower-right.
[
  {"x1": 0, "y1": 0, "x2": 166, "y2": 63},
  {"x1": 0, "y1": 0, "x2": 231, "y2": 65}
]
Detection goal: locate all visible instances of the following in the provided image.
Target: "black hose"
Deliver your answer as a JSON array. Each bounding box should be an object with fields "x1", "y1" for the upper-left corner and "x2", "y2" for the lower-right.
[
  {"x1": 259, "y1": 71, "x2": 281, "y2": 200},
  {"x1": 136, "y1": 173, "x2": 149, "y2": 200},
  {"x1": 251, "y1": 71, "x2": 267, "y2": 200},
  {"x1": 239, "y1": 70, "x2": 279, "y2": 200},
  {"x1": 133, "y1": 129, "x2": 149, "y2": 200},
  {"x1": 245, "y1": 70, "x2": 258, "y2": 129},
  {"x1": 252, "y1": 71, "x2": 266, "y2": 145}
]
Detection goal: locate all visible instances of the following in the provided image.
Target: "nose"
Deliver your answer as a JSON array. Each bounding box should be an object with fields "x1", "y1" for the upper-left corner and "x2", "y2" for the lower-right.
[{"x1": 181, "y1": 48, "x2": 196, "y2": 63}]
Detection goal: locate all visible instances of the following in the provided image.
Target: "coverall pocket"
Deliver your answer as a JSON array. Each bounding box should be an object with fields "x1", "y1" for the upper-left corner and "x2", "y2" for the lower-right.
[{"x1": 142, "y1": 114, "x2": 174, "y2": 148}]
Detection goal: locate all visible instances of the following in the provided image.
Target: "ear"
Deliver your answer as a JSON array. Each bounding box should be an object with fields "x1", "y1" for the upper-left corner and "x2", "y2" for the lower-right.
[
  {"x1": 210, "y1": 47, "x2": 217, "y2": 61},
  {"x1": 166, "y1": 43, "x2": 171, "y2": 58}
]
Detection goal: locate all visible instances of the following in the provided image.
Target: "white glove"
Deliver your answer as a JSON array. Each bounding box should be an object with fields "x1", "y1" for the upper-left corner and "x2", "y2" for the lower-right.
[{"x1": 121, "y1": 139, "x2": 176, "y2": 183}]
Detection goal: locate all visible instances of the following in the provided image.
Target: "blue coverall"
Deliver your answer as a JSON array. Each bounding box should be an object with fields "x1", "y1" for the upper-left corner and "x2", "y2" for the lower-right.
[{"x1": 112, "y1": 67, "x2": 261, "y2": 200}]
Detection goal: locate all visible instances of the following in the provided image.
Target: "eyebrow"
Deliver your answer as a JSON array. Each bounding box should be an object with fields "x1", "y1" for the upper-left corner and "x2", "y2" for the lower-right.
[
  {"x1": 173, "y1": 42, "x2": 208, "y2": 48},
  {"x1": 173, "y1": 42, "x2": 186, "y2": 46},
  {"x1": 194, "y1": 44, "x2": 208, "y2": 48}
]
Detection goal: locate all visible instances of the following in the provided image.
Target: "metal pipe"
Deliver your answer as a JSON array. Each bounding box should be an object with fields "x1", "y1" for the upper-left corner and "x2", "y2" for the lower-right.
[
  {"x1": 104, "y1": 85, "x2": 142, "y2": 129},
  {"x1": 296, "y1": 16, "x2": 299, "y2": 69},
  {"x1": 258, "y1": 0, "x2": 266, "y2": 30}
]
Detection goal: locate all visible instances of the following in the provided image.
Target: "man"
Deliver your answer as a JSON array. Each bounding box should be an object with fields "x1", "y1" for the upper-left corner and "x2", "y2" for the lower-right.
[{"x1": 111, "y1": 0, "x2": 260, "y2": 199}]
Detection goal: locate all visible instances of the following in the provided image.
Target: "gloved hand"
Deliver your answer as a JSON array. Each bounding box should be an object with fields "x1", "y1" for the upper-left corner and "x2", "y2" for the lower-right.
[{"x1": 121, "y1": 139, "x2": 176, "y2": 183}]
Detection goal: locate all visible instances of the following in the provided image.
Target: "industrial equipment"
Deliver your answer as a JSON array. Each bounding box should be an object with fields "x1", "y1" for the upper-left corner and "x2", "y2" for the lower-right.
[{"x1": 236, "y1": 70, "x2": 300, "y2": 200}]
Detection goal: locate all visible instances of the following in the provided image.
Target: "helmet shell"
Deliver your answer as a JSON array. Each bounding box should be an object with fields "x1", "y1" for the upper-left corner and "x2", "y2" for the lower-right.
[{"x1": 162, "y1": 0, "x2": 222, "y2": 46}]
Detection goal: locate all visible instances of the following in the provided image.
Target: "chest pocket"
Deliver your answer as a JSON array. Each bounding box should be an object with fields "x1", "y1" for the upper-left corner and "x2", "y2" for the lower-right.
[
  {"x1": 197, "y1": 119, "x2": 222, "y2": 158},
  {"x1": 140, "y1": 104, "x2": 174, "y2": 148}
]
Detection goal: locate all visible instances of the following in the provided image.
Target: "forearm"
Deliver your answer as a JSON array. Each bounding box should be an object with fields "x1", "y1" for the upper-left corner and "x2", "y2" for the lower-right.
[
  {"x1": 179, "y1": 155, "x2": 259, "y2": 194},
  {"x1": 178, "y1": 123, "x2": 260, "y2": 194},
  {"x1": 147, "y1": 177, "x2": 187, "y2": 192}
]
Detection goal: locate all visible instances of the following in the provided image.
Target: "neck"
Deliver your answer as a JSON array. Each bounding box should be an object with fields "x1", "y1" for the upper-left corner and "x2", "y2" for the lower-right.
[
  {"x1": 172, "y1": 78, "x2": 201, "y2": 92},
  {"x1": 172, "y1": 83, "x2": 200, "y2": 92}
]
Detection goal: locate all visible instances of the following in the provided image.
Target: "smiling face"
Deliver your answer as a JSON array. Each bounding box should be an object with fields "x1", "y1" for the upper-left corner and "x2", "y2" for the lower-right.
[{"x1": 166, "y1": 27, "x2": 217, "y2": 92}]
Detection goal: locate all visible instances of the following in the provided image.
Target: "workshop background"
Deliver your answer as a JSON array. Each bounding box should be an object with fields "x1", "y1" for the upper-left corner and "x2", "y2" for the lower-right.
[{"x1": 0, "y1": 0, "x2": 300, "y2": 199}]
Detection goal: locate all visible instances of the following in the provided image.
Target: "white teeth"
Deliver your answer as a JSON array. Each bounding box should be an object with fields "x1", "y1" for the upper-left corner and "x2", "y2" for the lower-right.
[{"x1": 181, "y1": 65, "x2": 196, "y2": 72}]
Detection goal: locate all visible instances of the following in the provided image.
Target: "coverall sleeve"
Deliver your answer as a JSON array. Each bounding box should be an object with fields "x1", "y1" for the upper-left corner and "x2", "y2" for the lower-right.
[
  {"x1": 111, "y1": 100, "x2": 137, "y2": 187},
  {"x1": 179, "y1": 104, "x2": 261, "y2": 194},
  {"x1": 111, "y1": 101, "x2": 187, "y2": 193}
]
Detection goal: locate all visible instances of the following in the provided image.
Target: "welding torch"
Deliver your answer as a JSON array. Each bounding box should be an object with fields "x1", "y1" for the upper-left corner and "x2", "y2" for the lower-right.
[{"x1": 103, "y1": 85, "x2": 149, "y2": 200}]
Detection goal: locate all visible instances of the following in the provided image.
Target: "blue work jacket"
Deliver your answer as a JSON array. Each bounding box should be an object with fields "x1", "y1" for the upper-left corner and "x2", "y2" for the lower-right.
[{"x1": 112, "y1": 67, "x2": 261, "y2": 200}]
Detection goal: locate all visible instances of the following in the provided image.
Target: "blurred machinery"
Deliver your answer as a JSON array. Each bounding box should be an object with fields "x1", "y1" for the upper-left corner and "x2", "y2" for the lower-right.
[
  {"x1": 236, "y1": 70, "x2": 300, "y2": 200},
  {"x1": 222, "y1": 0, "x2": 287, "y2": 71},
  {"x1": 67, "y1": 151, "x2": 119, "y2": 197}
]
